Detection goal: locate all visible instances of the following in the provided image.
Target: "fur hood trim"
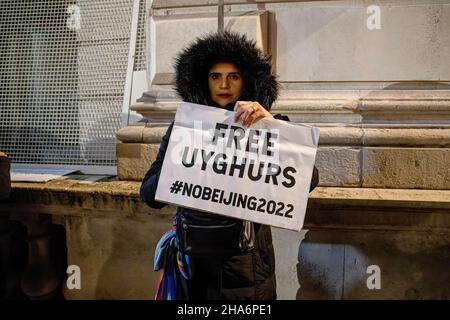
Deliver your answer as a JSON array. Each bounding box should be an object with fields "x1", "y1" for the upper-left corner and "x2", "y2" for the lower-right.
[{"x1": 174, "y1": 32, "x2": 278, "y2": 110}]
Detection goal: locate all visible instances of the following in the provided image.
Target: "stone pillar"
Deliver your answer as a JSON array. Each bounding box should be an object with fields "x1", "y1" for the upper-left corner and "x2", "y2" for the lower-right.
[{"x1": 116, "y1": 91, "x2": 177, "y2": 181}]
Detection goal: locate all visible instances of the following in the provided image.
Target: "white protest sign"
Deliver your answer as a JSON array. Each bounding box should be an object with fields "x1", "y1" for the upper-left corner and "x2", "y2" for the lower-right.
[{"x1": 155, "y1": 102, "x2": 319, "y2": 231}]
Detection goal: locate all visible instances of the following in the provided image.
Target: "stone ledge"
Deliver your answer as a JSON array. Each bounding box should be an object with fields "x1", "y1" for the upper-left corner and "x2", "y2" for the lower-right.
[
  {"x1": 4, "y1": 180, "x2": 175, "y2": 220},
  {"x1": 10, "y1": 182, "x2": 450, "y2": 208},
  {"x1": 315, "y1": 147, "x2": 361, "y2": 187},
  {"x1": 305, "y1": 187, "x2": 450, "y2": 231},
  {"x1": 130, "y1": 89, "x2": 450, "y2": 125},
  {"x1": 115, "y1": 142, "x2": 450, "y2": 188},
  {"x1": 117, "y1": 126, "x2": 450, "y2": 146},
  {"x1": 3, "y1": 182, "x2": 450, "y2": 230},
  {"x1": 116, "y1": 143, "x2": 160, "y2": 181},
  {"x1": 362, "y1": 148, "x2": 450, "y2": 190},
  {"x1": 308, "y1": 187, "x2": 450, "y2": 209}
]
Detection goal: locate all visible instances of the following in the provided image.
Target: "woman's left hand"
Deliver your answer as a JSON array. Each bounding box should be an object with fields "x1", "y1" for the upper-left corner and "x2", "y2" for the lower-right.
[{"x1": 234, "y1": 101, "x2": 273, "y2": 127}]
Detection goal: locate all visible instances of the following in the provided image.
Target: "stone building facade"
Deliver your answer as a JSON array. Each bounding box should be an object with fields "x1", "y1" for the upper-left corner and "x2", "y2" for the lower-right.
[{"x1": 2, "y1": 0, "x2": 450, "y2": 299}]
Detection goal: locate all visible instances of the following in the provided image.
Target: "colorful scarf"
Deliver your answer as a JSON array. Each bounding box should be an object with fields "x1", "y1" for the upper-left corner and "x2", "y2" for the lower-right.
[{"x1": 153, "y1": 226, "x2": 192, "y2": 300}]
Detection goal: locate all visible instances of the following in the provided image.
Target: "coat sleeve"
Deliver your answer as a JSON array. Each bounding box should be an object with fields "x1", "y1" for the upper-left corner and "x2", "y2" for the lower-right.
[
  {"x1": 0, "y1": 155, "x2": 11, "y2": 201},
  {"x1": 140, "y1": 122, "x2": 174, "y2": 209},
  {"x1": 273, "y1": 114, "x2": 319, "y2": 192}
]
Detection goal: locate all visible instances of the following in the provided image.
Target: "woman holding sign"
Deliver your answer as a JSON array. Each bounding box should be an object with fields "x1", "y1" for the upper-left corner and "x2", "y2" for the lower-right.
[{"x1": 141, "y1": 32, "x2": 319, "y2": 300}]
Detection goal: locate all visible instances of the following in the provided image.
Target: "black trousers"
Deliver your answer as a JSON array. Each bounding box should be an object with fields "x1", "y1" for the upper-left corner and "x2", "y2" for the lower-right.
[{"x1": 185, "y1": 256, "x2": 224, "y2": 300}]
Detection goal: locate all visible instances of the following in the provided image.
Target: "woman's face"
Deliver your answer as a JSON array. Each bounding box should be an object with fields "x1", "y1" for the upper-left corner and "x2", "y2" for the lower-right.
[{"x1": 208, "y1": 62, "x2": 243, "y2": 108}]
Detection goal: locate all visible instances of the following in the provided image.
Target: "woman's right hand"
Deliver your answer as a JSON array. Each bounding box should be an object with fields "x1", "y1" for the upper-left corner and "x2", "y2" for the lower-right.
[{"x1": 234, "y1": 101, "x2": 273, "y2": 127}]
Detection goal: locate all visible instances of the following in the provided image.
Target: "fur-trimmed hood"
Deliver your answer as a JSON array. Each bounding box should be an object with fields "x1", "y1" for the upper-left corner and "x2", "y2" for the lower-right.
[{"x1": 174, "y1": 32, "x2": 278, "y2": 111}]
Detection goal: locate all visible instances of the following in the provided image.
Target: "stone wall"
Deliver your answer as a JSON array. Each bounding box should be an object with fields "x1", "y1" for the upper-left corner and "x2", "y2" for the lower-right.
[
  {"x1": 2, "y1": 181, "x2": 449, "y2": 299},
  {"x1": 3, "y1": 180, "x2": 175, "y2": 299},
  {"x1": 148, "y1": 0, "x2": 450, "y2": 87}
]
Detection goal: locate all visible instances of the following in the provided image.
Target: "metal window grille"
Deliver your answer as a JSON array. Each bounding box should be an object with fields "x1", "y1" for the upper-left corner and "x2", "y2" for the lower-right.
[
  {"x1": 134, "y1": 0, "x2": 147, "y2": 72},
  {"x1": 0, "y1": 0, "x2": 147, "y2": 173}
]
